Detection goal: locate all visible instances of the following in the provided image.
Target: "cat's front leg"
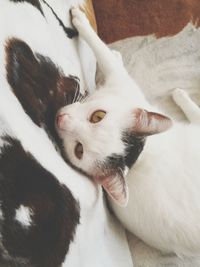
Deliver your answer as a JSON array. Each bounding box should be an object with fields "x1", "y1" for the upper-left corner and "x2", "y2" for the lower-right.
[
  {"x1": 111, "y1": 49, "x2": 124, "y2": 66},
  {"x1": 71, "y1": 7, "x2": 126, "y2": 79},
  {"x1": 71, "y1": 7, "x2": 91, "y2": 39}
]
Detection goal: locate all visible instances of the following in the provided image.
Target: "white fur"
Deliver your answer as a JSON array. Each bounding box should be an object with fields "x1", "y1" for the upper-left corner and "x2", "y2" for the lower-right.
[
  {"x1": 111, "y1": 120, "x2": 200, "y2": 256},
  {"x1": 59, "y1": 8, "x2": 151, "y2": 176},
  {"x1": 15, "y1": 205, "x2": 33, "y2": 227},
  {"x1": 63, "y1": 8, "x2": 200, "y2": 257},
  {"x1": 0, "y1": 2, "x2": 132, "y2": 267}
]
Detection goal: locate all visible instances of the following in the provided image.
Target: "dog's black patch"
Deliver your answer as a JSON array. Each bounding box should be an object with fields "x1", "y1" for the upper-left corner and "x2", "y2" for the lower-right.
[
  {"x1": 0, "y1": 242, "x2": 29, "y2": 267},
  {"x1": 0, "y1": 136, "x2": 80, "y2": 267},
  {"x1": 41, "y1": 0, "x2": 78, "y2": 38},
  {"x1": 9, "y1": 0, "x2": 78, "y2": 38},
  {"x1": 6, "y1": 38, "x2": 80, "y2": 146},
  {"x1": 9, "y1": 0, "x2": 44, "y2": 15},
  {"x1": 123, "y1": 132, "x2": 145, "y2": 168}
]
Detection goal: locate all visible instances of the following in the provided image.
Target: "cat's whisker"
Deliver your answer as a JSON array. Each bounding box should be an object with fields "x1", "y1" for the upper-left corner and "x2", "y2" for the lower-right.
[
  {"x1": 82, "y1": 94, "x2": 89, "y2": 103},
  {"x1": 73, "y1": 91, "x2": 78, "y2": 103},
  {"x1": 118, "y1": 167, "x2": 124, "y2": 177},
  {"x1": 75, "y1": 87, "x2": 83, "y2": 103},
  {"x1": 74, "y1": 92, "x2": 79, "y2": 103},
  {"x1": 71, "y1": 89, "x2": 77, "y2": 104},
  {"x1": 76, "y1": 95, "x2": 81, "y2": 103},
  {"x1": 72, "y1": 85, "x2": 79, "y2": 104},
  {"x1": 76, "y1": 92, "x2": 82, "y2": 103},
  {"x1": 79, "y1": 94, "x2": 86, "y2": 103},
  {"x1": 74, "y1": 88, "x2": 79, "y2": 103},
  {"x1": 78, "y1": 94, "x2": 84, "y2": 102},
  {"x1": 66, "y1": 93, "x2": 71, "y2": 105}
]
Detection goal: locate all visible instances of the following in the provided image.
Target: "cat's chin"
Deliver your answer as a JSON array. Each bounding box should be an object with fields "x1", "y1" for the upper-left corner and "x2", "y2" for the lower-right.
[
  {"x1": 65, "y1": 152, "x2": 129, "y2": 206},
  {"x1": 94, "y1": 173, "x2": 128, "y2": 207}
]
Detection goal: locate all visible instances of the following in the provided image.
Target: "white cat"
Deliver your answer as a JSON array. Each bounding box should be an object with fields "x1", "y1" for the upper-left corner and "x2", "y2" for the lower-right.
[{"x1": 56, "y1": 8, "x2": 200, "y2": 257}]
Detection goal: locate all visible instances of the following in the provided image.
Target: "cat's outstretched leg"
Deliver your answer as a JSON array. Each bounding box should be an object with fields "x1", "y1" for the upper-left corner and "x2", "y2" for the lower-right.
[
  {"x1": 111, "y1": 49, "x2": 123, "y2": 65},
  {"x1": 172, "y1": 88, "x2": 200, "y2": 124},
  {"x1": 71, "y1": 7, "x2": 126, "y2": 79}
]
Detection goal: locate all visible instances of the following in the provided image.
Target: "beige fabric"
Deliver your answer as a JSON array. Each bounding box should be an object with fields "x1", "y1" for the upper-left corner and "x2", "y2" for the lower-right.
[{"x1": 110, "y1": 23, "x2": 200, "y2": 122}]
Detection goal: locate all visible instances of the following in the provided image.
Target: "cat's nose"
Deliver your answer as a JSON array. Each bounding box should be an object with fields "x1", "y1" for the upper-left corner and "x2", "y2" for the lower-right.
[{"x1": 56, "y1": 113, "x2": 70, "y2": 130}]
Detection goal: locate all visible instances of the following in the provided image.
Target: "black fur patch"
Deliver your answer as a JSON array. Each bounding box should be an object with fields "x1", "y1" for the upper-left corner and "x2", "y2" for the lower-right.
[
  {"x1": 0, "y1": 136, "x2": 80, "y2": 267},
  {"x1": 9, "y1": 0, "x2": 44, "y2": 15},
  {"x1": 41, "y1": 0, "x2": 78, "y2": 38},
  {"x1": 123, "y1": 132, "x2": 145, "y2": 168},
  {"x1": 9, "y1": 0, "x2": 78, "y2": 38},
  {"x1": 105, "y1": 154, "x2": 125, "y2": 173},
  {"x1": 6, "y1": 38, "x2": 80, "y2": 146},
  {"x1": 103, "y1": 133, "x2": 145, "y2": 175}
]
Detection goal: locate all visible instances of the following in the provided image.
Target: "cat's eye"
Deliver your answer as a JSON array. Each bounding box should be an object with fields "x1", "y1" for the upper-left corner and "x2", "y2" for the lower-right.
[
  {"x1": 90, "y1": 110, "x2": 106, "y2": 124},
  {"x1": 74, "y1": 142, "x2": 83, "y2": 160}
]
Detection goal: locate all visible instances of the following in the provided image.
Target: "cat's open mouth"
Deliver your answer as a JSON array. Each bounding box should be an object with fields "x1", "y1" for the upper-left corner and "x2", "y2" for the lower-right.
[{"x1": 94, "y1": 170, "x2": 129, "y2": 207}]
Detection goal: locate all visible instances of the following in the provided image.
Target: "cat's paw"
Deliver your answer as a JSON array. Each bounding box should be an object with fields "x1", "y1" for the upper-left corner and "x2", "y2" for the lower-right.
[
  {"x1": 71, "y1": 7, "x2": 90, "y2": 33},
  {"x1": 172, "y1": 88, "x2": 189, "y2": 106},
  {"x1": 112, "y1": 49, "x2": 123, "y2": 64}
]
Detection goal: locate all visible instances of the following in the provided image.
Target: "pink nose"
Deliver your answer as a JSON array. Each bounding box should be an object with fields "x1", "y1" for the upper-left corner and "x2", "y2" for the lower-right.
[{"x1": 56, "y1": 113, "x2": 69, "y2": 129}]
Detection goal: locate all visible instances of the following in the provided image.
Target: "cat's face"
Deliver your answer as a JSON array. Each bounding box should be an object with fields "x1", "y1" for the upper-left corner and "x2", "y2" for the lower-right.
[{"x1": 56, "y1": 91, "x2": 172, "y2": 206}]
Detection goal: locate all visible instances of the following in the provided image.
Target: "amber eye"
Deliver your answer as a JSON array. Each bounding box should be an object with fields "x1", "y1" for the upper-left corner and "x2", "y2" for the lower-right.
[
  {"x1": 74, "y1": 142, "x2": 83, "y2": 160},
  {"x1": 90, "y1": 110, "x2": 106, "y2": 123}
]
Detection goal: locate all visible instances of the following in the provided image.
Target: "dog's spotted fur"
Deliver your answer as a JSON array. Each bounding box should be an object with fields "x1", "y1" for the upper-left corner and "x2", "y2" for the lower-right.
[{"x1": 0, "y1": 1, "x2": 82, "y2": 266}]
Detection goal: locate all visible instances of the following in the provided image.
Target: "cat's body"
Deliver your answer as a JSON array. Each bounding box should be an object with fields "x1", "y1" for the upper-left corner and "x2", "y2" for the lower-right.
[
  {"x1": 111, "y1": 115, "x2": 200, "y2": 256},
  {"x1": 57, "y1": 8, "x2": 200, "y2": 256}
]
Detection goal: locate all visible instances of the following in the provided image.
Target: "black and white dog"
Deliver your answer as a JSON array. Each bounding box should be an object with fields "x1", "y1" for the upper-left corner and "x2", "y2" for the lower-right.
[{"x1": 0, "y1": 1, "x2": 132, "y2": 266}]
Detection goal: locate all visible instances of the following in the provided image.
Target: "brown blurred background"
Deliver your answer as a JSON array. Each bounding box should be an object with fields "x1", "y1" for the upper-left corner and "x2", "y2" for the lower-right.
[{"x1": 93, "y1": 0, "x2": 200, "y2": 43}]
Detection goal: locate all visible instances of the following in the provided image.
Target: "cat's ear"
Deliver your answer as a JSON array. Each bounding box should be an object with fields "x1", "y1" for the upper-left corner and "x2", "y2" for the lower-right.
[
  {"x1": 132, "y1": 108, "x2": 173, "y2": 136},
  {"x1": 95, "y1": 172, "x2": 128, "y2": 207}
]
